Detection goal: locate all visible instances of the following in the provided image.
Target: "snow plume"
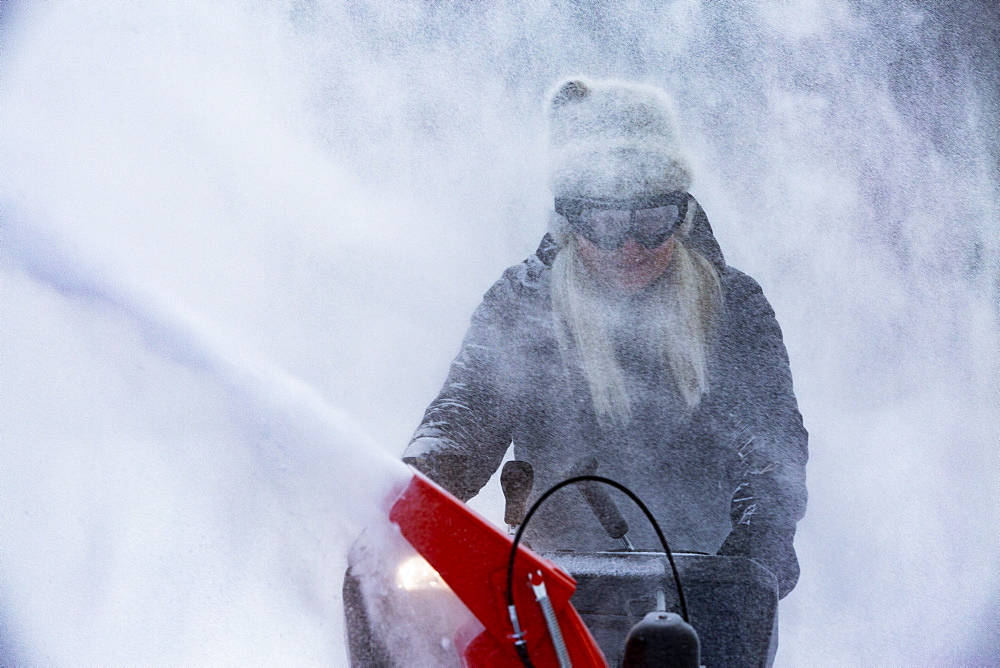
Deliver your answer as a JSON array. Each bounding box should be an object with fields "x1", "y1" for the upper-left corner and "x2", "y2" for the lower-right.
[
  {"x1": 2, "y1": 0, "x2": 999, "y2": 665},
  {"x1": 1, "y1": 210, "x2": 411, "y2": 664},
  {"x1": 0, "y1": 3, "x2": 416, "y2": 664}
]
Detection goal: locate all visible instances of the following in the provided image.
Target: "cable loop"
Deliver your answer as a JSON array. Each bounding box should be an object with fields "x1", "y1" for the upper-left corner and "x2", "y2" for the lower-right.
[{"x1": 504, "y1": 475, "x2": 690, "y2": 666}]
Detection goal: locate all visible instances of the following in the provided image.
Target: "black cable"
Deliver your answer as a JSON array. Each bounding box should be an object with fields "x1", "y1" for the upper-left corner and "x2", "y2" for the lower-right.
[{"x1": 504, "y1": 475, "x2": 690, "y2": 665}]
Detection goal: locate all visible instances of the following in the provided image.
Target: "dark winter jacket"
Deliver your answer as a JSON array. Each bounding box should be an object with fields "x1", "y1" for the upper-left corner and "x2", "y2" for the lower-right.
[{"x1": 403, "y1": 201, "x2": 808, "y2": 597}]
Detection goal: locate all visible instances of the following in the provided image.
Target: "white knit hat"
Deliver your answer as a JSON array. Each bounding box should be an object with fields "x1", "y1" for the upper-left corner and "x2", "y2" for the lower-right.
[{"x1": 546, "y1": 77, "x2": 692, "y2": 201}]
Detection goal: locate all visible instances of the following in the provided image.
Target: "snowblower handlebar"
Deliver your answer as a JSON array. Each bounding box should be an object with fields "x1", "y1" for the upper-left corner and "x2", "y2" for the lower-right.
[{"x1": 568, "y1": 457, "x2": 632, "y2": 545}]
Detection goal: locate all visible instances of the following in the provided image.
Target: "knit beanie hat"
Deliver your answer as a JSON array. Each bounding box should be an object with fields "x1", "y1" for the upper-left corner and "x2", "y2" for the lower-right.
[{"x1": 546, "y1": 77, "x2": 692, "y2": 202}]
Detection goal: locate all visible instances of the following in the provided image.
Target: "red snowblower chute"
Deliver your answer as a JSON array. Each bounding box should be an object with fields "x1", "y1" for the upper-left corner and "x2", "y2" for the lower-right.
[{"x1": 388, "y1": 470, "x2": 606, "y2": 667}]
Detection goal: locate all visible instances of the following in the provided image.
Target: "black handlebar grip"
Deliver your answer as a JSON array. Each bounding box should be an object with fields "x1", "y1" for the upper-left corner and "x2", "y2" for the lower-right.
[
  {"x1": 501, "y1": 460, "x2": 534, "y2": 526},
  {"x1": 570, "y1": 456, "x2": 630, "y2": 540}
]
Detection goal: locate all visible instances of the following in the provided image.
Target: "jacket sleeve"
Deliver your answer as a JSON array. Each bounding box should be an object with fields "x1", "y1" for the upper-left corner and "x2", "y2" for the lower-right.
[
  {"x1": 401, "y1": 274, "x2": 521, "y2": 502},
  {"x1": 717, "y1": 273, "x2": 809, "y2": 599}
]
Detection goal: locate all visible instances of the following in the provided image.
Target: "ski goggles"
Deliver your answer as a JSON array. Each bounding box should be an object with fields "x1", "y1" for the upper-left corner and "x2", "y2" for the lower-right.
[{"x1": 555, "y1": 192, "x2": 690, "y2": 251}]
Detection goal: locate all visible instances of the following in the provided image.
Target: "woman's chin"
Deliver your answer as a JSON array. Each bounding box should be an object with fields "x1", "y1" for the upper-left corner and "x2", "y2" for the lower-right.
[
  {"x1": 609, "y1": 267, "x2": 660, "y2": 292},
  {"x1": 608, "y1": 276, "x2": 654, "y2": 294}
]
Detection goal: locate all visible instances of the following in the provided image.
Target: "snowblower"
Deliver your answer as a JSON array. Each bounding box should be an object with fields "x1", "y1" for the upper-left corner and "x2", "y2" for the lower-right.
[{"x1": 344, "y1": 462, "x2": 778, "y2": 666}]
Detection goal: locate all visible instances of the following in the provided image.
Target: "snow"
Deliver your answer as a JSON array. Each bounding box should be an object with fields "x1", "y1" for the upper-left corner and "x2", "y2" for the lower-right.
[
  {"x1": 1, "y1": 0, "x2": 998, "y2": 665},
  {"x1": 2, "y1": 207, "x2": 412, "y2": 664}
]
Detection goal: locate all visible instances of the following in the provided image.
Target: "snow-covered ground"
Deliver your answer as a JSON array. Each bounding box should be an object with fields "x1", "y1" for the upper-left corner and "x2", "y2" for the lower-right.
[{"x1": 1, "y1": 1, "x2": 997, "y2": 665}]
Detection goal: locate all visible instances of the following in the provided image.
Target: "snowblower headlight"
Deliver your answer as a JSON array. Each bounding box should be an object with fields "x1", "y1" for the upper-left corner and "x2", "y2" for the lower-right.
[{"x1": 395, "y1": 554, "x2": 449, "y2": 591}]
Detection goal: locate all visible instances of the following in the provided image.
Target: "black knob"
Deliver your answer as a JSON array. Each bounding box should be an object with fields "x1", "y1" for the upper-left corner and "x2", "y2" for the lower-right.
[{"x1": 623, "y1": 611, "x2": 700, "y2": 668}]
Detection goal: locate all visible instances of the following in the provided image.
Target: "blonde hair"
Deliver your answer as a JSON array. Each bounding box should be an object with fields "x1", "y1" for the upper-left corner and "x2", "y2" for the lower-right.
[{"x1": 550, "y1": 229, "x2": 721, "y2": 426}]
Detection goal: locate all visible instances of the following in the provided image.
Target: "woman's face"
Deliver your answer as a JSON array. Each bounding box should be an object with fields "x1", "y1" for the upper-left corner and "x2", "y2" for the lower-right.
[{"x1": 576, "y1": 233, "x2": 677, "y2": 292}]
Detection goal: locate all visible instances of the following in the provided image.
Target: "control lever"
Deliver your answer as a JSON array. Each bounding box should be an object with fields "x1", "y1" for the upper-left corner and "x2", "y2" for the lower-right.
[
  {"x1": 569, "y1": 456, "x2": 635, "y2": 550},
  {"x1": 500, "y1": 460, "x2": 534, "y2": 535}
]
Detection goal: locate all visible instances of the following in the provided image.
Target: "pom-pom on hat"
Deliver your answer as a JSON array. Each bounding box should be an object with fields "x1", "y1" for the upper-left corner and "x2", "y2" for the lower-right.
[{"x1": 546, "y1": 77, "x2": 692, "y2": 201}]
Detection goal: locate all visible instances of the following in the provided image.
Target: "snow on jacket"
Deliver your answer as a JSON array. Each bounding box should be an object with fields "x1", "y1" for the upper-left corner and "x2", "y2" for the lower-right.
[{"x1": 403, "y1": 200, "x2": 808, "y2": 597}]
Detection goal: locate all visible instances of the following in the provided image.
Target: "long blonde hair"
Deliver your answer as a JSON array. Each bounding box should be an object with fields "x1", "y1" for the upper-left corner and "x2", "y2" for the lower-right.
[{"x1": 550, "y1": 224, "x2": 722, "y2": 425}]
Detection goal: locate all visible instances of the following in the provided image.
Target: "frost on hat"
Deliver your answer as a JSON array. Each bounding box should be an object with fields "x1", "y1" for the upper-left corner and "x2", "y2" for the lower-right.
[{"x1": 546, "y1": 77, "x2": 692, "y2": 201}]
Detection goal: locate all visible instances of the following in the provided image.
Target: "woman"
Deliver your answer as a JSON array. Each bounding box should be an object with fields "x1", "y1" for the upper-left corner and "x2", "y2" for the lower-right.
[{"x1": 403, "y1": 77, "x2": 808, "y2": 599}]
